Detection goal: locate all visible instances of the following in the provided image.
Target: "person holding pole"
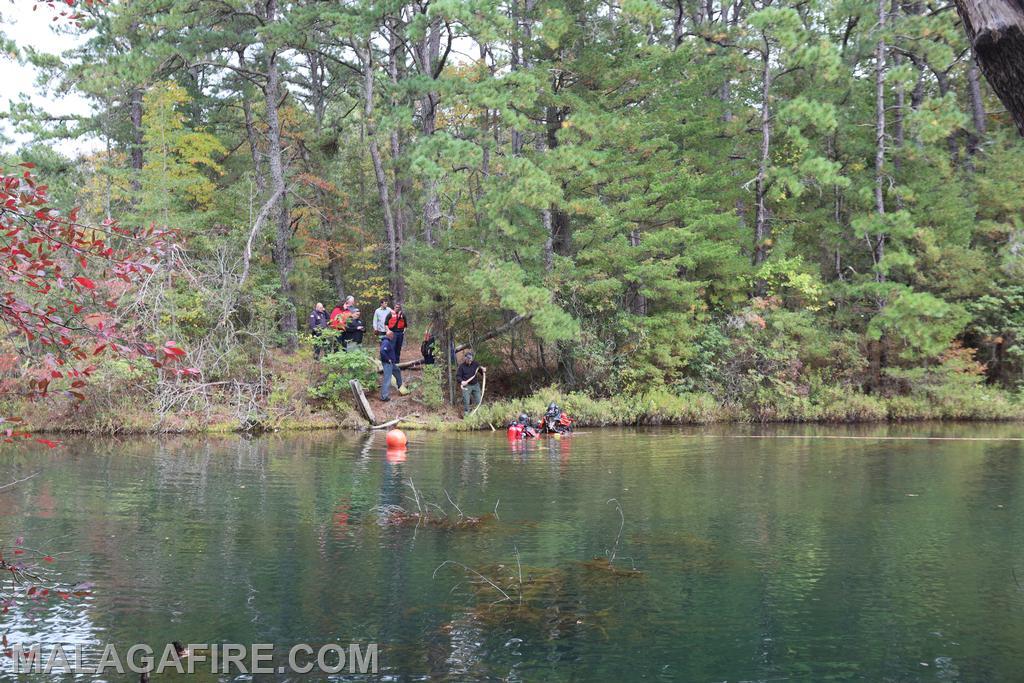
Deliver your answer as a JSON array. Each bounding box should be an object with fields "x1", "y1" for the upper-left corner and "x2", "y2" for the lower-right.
[{"x1": 456, "y1": 350, "x2": 485, "y2": 416}]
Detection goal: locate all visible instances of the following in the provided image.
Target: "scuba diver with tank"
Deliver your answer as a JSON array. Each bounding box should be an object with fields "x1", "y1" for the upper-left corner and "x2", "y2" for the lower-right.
[
  {"x1": 507, "y1": 413, "x2": 540, "y2": 440},
  {"x1": 539, "y1": 402, "x2": 574, "y2": 434}
]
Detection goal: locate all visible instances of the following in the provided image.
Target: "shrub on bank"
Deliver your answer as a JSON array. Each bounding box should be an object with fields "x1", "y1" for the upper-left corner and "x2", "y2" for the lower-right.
[
  {"x1": 807, "y1": 384, "x2": 888, "y2": 422},
  {"x1": 461, "y1": 378, "x2": 1022, "y2": 430},
  {"x1": 463, "y1": 388, "x2": 725, "y2": 428},
  {"x1": 308, "y1": 349, "x2": 377, "y2": 411}
]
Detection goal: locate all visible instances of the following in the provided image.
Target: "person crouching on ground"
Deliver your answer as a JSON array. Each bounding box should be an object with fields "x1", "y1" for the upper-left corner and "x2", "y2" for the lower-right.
[
  {"x1": 380, "y1": 330, "x2": 402, "y2": 402},
  {"x1": 457, "y1": 350, "x2": 485, "y2": 416}
]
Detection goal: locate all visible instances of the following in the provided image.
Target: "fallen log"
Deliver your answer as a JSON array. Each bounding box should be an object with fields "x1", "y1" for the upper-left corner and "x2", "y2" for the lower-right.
[
  {"x1": 349, "y1": 379, "x2": 376, "y2": 424},
  {"x1": 370, "y1": 414, "x2": 421, "y2": 430},
  {"x1": 388, "y1": 313, "x2": 534, "y2": 371}
]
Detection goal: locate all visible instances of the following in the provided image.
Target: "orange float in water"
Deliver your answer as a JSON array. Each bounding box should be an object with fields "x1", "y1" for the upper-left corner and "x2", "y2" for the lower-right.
[{"x1": 386, "y1": 429, "x2": 408, "y2": 449}]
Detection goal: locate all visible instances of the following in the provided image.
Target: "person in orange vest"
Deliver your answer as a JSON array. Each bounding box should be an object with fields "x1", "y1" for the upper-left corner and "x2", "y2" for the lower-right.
[
  {"x1": 328, "y1": 296, "x2": 355, "y2": 352},
  {"x1": 329, "y1": 296, "x2": 356, "y2": 328},
  {"x1": 384, "y1": 301, "x2": 409, "y2": 361}
]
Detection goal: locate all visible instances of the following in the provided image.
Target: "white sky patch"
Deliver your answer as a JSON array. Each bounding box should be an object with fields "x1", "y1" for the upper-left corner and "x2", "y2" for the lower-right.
[{"x1": 1, "y1": 0, "x2": 97, "y2": 157}]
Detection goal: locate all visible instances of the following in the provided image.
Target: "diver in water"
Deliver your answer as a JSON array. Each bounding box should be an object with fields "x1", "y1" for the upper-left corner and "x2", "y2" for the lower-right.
[
  {"x1": 507, "y1": 413, "x2": 539, "y2": 439},
  {"x1": 541, "y1": 402, "x2": 573, "y2": 434}
]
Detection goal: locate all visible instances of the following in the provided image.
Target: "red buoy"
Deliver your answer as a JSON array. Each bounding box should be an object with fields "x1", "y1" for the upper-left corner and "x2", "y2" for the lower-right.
[{"x1": 386, "y1": 429, "x2": 407, "y2": 449}]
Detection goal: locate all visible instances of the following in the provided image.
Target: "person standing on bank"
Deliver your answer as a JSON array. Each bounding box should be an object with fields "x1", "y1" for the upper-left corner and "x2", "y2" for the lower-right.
[
  {"x1": 457, "y1": 351, "x2": 485, "y2": 415},
  {"x1": 308, "y1": 302, "x2": 328, "y2": 359},
  {"x1": 373, "y1": 297, "x2": 392, "y2": 339},
  {"x1": 385, "y1": 301, "x2": 409, "y2": 361},
  {"x1": 343, "y1": 307, "x2": 366, "y2": 350},
  {"x1": 421, "y1": 331, "x2": 436, "y2": 365},
  {"x1": 380, "y1": 329, "x2": 402, "y2": 402}
]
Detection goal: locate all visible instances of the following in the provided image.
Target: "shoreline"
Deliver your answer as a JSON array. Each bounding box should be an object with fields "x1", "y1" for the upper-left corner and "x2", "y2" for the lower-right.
[
  {"x1": 6, "y1": 360, "x2": 1021, "y2": 436},
  {"x1": 9, "y1": 399, "x2": 1023, "y2": 436}
]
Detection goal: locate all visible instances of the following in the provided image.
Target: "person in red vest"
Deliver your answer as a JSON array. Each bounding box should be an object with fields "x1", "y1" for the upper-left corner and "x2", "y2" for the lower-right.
[
  {"x1": 329, "y1": 296, "x2": 356, "y2": 328},
  {"x1": 328, "y1": 296, "x2": 355, "y2": 352},
  {"x1": 384, "y1": 301, "x2": 408, "y2": 361}
]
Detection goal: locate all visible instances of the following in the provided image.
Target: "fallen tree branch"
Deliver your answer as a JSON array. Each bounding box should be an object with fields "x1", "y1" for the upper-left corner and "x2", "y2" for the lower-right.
[
  {"x1": 0, "y1": 471, "x2": 40, "y2": 491},
  {"x1": 239, "y1": 186, "x2": 285, "y2": 289},
  {"x1": 370, "y1": 414, "x2": 420, "y2": 430},
  {"x1": 390, "y1": 313, "x2": 534, "y2": 370}
]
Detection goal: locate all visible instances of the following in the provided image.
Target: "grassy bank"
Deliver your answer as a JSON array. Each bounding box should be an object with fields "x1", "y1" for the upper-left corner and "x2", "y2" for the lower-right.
[
  {"x1": 3, "y1": 349, "x2": 1021, "y2": 435},
  {"x1": 451, "y1": 384, "x2": 1024, "y2": 431}
]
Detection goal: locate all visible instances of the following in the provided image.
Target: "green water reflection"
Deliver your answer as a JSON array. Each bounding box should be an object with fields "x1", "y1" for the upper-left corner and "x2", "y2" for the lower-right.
[{"x1": 2, "y1": 423, "x2": 1024, "y2": 681}]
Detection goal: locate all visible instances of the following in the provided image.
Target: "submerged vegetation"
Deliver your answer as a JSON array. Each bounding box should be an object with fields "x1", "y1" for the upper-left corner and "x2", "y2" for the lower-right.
[{"x1": 372, "y1": 482, "x2": 494, "y2": 530}]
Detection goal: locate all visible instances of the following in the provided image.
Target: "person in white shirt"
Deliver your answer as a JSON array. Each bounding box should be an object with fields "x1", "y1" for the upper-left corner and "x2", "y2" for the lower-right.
[{"x1": 373, "y1": 297, "x2": 393, "y2": 338}]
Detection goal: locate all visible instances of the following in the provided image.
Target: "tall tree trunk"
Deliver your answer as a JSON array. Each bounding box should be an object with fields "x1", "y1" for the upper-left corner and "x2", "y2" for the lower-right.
[
  {"x1": 626, "y1": 229, "x2": 648, "y2": 315},
  {"x1": 238, "y1": 49, "x2": 267, "y2": 197},
  {"x1": 543, "y1": 95, "x2": 573, "y2": 387},
  {"x1": 872, "y1": 0, "x2": 887, "y2": 282},
  {"x1": 752, "y1": 36, "x2": 772, "y2": 271},
  {"x1": 128, "y1": 21, "x2": 143, "y2": 190},
  {"x1": 867, "y1": 0, "x2": 889, "y2": 392},
  {"x1": 512, "y1": 0, "x2": 537, "y2": 156},
  {"x1": 328, "y1": 255, "x2": 346, "y2": 301},
  {"x1": 387, "y1": 23, "x2": 409, "y2": 255},
  {"x1": 129, "y1": 88, "x2": 143, "y2": 184},
  {"x1": 954, "y1": 0, "x2": 1024, "y2": 135},
  {"x1": 511, "y1": 0, "x2": 525, "y2": 154},
  {"x1": 967, "y1": 51, "x2": 988, "y2": 158},
  {"x1": 891, "y1": 1, "x2": 905, "y2": 175},
  {"x1": 263, "y1": 0, "x2": 297, "y2": 352},
  {"x1": 360, "y1": 45, "x2": 403, "y2": 303},
  {"x1": 545, "y1": 103, "x2": 571, "y2": 257},
  {"x1": 542, "y1": 209, "x2": 554, "y2": 272},
  {"x1": 417, "y1": 16, "x2": 444, "y2": 245}
]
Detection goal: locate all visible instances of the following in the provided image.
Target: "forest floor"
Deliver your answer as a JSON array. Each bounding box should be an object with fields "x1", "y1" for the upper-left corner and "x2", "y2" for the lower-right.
[{"x1": 362, "y1": 366, "x2": 470, "y2": 426}]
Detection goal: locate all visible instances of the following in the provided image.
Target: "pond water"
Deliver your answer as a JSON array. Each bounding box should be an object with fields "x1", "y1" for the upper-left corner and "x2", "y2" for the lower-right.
[{"x1": 3, "y1": 424, "x2": 1024, "y2": 681}]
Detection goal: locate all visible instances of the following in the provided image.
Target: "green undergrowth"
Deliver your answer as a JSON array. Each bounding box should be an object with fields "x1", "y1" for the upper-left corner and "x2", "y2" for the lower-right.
[
  {"x1": 4, "y1": 356, "x2": 1020, "y2": 434},
  {"x1": 453, "y1": 382, "x2": 1023, "y2": 431}
]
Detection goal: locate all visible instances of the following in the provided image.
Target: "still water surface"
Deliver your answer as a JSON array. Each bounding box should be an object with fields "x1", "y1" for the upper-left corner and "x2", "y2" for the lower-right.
[{"x1": 3, "y1": 424, "x2": 1024, "y2": 681}]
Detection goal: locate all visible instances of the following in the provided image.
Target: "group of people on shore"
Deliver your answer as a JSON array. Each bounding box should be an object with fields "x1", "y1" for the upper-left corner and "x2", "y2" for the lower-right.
[
  {"x1": 308, "y1": 296, "x2": 409, "y2": 358},
  {"x1": 308, "y1": 296, "x2": 485, "y2": 414}
]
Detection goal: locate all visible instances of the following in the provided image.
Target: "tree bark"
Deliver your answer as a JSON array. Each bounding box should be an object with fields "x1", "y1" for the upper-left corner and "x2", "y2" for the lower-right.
[
  {"x1": 416, "y1": 14, "x2": 444, "y2": 245},
  {"x1": 872, "y1": 0, "x2": 887, "y2": 282},
  {"x1": 752, "y1": 35, "x2": 772, "y2": 270},
  {"x1": 967, "y1": 51, "x2": 988, "y2": 157},
  {"x1": 129, "y1": 88, "x2": 143, "y2": 178},
  {"x1": 238, "y1": 49, "x2": 267, "y2": 197},
  {"x1": 386, "y1": 23, "x2": 410, "y2": 257},
  {"x1": 954, "y1": 0, "x2": 1024, "y2": 135},
  {"x1": 360, "y1": 44, "x2": 403, "y2": 302},
  {"x1": 544, "y1": 103, "x2": 571, "y2": 258},
  {"x1": 128, "y1": 20, "x2": 143, "y2": 189},
  {"x1": 262, "y1": 0, "x2": 297, "y2": 351}
]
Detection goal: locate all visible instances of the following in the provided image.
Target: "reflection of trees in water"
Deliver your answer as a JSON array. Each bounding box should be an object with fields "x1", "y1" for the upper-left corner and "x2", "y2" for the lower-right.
[{"x1": 3, "y1": 430, "x2": 1024, "y2": 679}]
